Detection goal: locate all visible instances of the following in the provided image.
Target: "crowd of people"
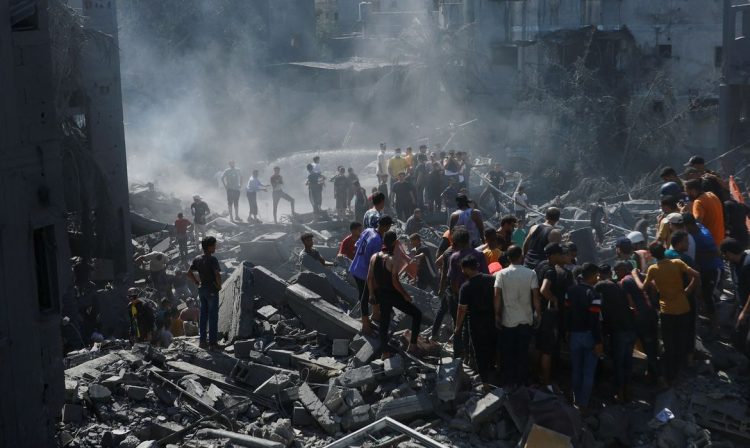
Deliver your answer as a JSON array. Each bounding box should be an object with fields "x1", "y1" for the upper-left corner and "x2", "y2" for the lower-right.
[
  {"x1": 110, "y1": 147, "x2": 750, "y2": 416},
  {"x1": 330, "y1": 151, "x2": 750, "y2": 413}
]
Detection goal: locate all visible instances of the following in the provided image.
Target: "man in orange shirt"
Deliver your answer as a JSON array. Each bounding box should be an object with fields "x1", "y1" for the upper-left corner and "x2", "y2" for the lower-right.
[{"x1": 685, "y1": 179, "x2": 725, "y2": 245}]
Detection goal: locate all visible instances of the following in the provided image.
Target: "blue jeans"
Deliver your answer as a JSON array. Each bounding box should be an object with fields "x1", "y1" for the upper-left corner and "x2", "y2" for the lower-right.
[
  {"x1": 611, "y1": 331, "x2": 636, "y2": 389},
  {"x1": 199, "y1": 288, "x2": 219, "y2": 344},
  {"x1": 570, "y1": 331, "x2": 598, "y2": 407}
]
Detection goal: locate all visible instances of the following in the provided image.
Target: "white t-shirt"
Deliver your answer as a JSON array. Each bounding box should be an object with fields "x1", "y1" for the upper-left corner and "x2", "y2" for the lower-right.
[
  {"x1": 513, "y1": 192, "x2": 528, "y2": 211},
  {"x1": 494, "y1": 264, "x2": 538, "y2": 328},
  {"x1": 246, "y1": 177, "x2": 265, "y2": 193},
  {"x1": 143, "y1": 251, "x2": 167, "y2": 272},
  {"x1": 377, "y1": 151, "x2": 388, "y2": 175}
]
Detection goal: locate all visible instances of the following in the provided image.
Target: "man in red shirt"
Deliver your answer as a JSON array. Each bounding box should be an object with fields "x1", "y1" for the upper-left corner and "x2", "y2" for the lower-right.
[
  {"x1": 174, "y1": 212, "x2": 192, "y2": 265},
  {"x1": 338, "y1": 222, "x2": 363, "y2": 260}
]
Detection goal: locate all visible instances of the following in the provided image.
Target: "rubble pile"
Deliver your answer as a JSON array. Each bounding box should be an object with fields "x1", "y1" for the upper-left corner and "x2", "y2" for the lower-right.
[{"x1": 56, "y1": 186, "x2": 749, "y2": 448}]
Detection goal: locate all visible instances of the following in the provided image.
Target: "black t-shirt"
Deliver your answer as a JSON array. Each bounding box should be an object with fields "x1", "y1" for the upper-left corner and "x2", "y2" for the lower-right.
[
  {"x1": 191, "y1": 201, "x2": 210, "y2": 225},
  {"x1": 189, "y1": 254, "x2": 221, "y2": 292},
  {"x1": 595, "y1": 280, "x2": 634, "y2": 333},
  {"x1": 308, "y1": 173, "x2": 323, "y2": 192},
  {"x1": 333, "y1": 175, "x2": 349, "y2": 196},
  {"x1": 392, "y1": 181, "x2": 415, "y2": 204},
  {"x1": 459, "y1": 273, "x2": 495, "y2": 317},
  {"x1": 536, "y1": 262, "x2": 573, "y2": 309},
  {"x1": 590, "y1": 205, "x2": 605, "y2": 225},
  {"x1": 487, "y1": 170, "x2": 505, "y2": 187}
]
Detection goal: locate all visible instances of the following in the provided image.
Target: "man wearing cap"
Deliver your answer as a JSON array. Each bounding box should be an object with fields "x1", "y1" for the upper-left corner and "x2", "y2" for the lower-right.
[
  {"x1": 523, "y1": 207, "x2": 562, "y2": 270},
  {"x1": 494, "y1": 245, "x2": 541, "y2": 387},
  {"x1": 127, "y1": 288, "x2": 155, "y2": 343},
  {"x1": 449, "y1": 194, "x2": 485, "y2": 248},
  {"x1": 685, "y1": 178, "x2": 725, "y2": 246},
  {"x1": 221, "y1": 161, "x2": 242, "y2": 222},
  {"x1": 628, "y1": 231, "x2": 651, "y2": 272},
  {"x1": 641, "y1": 243, "x2": 699, "y2": 383},
  {"x1": 666, "y1": 213, "x2": 696, "y2": 260},
  {"x1": 350, "y1": 215, "x2": 394, "y2": 335},
  {"x1": 536, "y1": 242, "x2": 573, "y2": 386},
  {"x1": 190, "y1": 195, "x2": 210, "y2": 241}
]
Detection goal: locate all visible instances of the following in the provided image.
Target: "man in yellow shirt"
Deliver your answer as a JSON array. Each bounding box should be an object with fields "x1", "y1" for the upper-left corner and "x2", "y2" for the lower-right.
[
  {"x1": 641, "y1": 243, "x2": 699, "y2": 383},
  {"x1": 388, "y1": 148, "x2": 409, "y2": 187}
]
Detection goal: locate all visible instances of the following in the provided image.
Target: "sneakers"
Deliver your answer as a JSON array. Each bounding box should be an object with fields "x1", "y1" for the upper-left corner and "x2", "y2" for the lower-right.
[{"x1": 198, "y1": 340, "x2": 209, "y2": 349}]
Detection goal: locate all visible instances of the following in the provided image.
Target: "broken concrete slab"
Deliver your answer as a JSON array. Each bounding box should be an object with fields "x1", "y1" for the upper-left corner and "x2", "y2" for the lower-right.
[
  {"x1": 250, "y1": 266, "x2": 290, "y2": 307},
  {"x1": 240, "y1": 233, "x2": 296, "y2": 268},
  {"x1": 88, "y1": 383, "x2": 112, "y2": 402},
  {"x1": 435, "y1": 359, "x2": 463, "y2": 402},
  {"x1": 374, "y1": 394, "x2": 434, "y2": 422},
  {"x1": 337, "y1": 365, "x2": 376, "y2": 388},
  {"x1": 296, "y1": 262, "x2": 359, "y2": 307},
  {"x1": 341, "y1": 405, "x2": 373, "y2": 431},
  {"x1": 467, "y1": 388, "x2": 506, "y2": 424},
  {"x1": 332, "y1": 339, "x2": 349, "y2": 357},
  {"x1": 195, "y1": 428, "x2": 286, "y2": 448},
  {"x1": 285, "y1": 284, "x2": 360, "y2": 340},
  {"x1": 218, "y1": 262, "x2": 255, "y2": 343},
  {"x1": 230, "y1": 360, "x2": 299, "y2": 388},
  {"x1": 293, "y1": 271, "x2": 339, "y2": 304},
  {"x1": 254, "y1": 374, "x2": 294, "y2": 398},
  {"x1": 297, "y1": 382, "x2": 342, "y2": 435},
  {"x1": 383, "y1": 354, "x2": 404, "y2": 378},
  {"x1": 62, "y1": 403, "x2": 84, "y2": 423},
  {"x1": 125, "y1": 385, "x2": 149, "y2": 401},
  {"x1": 293, "y1": 404, "x2": 315, "y2": 427},
  {"x1": 256, "y1": 304, "x2": 279, "y2": 320},
  {"x1": 352, "y1": 335, "x2": 380, "y2": 367}
]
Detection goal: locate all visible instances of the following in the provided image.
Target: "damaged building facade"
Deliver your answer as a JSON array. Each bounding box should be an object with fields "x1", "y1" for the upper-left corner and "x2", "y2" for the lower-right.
[{"x1": 312, "y1": 0, "x2": 724, "y2": 174}]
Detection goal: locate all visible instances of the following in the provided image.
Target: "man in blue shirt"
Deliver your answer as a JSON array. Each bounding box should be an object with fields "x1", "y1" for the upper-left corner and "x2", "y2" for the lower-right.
[
  {"x1": 683, "y1": 213, "x2": 722, "y2": 333},
  {"x1": 350, "y1": 215, "x2": 394, "y2": 335}
]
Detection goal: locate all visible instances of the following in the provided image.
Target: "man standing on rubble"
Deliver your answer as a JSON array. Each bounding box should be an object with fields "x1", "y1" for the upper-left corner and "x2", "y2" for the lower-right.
[
  {"x1": 174, "y1": 212, "x2": 191, "y2": 265},
  {"x1": 306, "y1": 163, "x2": 325, "y2": 218},
  {"x1": 350, "y1": 215, "x2": 394, "y2": 335},
  {"x1": 590, "y1": 198, "x2": 608, "y2": 245},
  {"x1": 221, "y1": 161, "x2": 242, "y2": 222},
  {"x1": 523, "y1": 207, "x2": 562, "y2": 270},
  {"x1": 135, "y1": 251, "x2": 170, "y2": 299},
  {"x1": 495, "y1": 245, "x2": 541, "y2": 387},
  {"x1": 376, "y1": 142, "x2": 388, "y2": 180},
  {"x1": 187, "y1": 236, "x2": 222, "y2": 351},
  {"x1": 245, "y1": 170, "x2": 268, "y2": 223},
  {"x1": 270, "y1": 166, "x2": 295, "y2": 224},
  {"x1": 388, "y1": 148, "x2": 409, "y2": 188},
  {"x1": 331, "y1": 166, "x2": 350, "y2": 221},
  {"x1": 190, "y1": 195, "x2": 210, "y2": 241},
  {"x1": 449, "y1": 194, "x2": 485, "y2": 247},
  {"x1": 391, "y1": 172, "x2": 417, "y2": 221},
  {"x1": 454, "y1": 256, "x2": 498, "y2": 387},
  {"x1": 479, "y1": 162, "x2": 505, "y2": 216}
]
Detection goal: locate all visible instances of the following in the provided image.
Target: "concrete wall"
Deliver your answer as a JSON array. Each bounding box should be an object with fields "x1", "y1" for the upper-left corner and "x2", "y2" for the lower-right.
[
  {"x1": 74, "y1": 0, "x2": 133, "y2": 276},
  {"x1": 0, "y1": 1, "x2": 69, "y2": 446}
]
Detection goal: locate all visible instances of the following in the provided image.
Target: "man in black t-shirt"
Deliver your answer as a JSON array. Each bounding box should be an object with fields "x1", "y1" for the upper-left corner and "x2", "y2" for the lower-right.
[
  {"x1": 535, "y1": 243, "x2": 572, "y2": 386},
  {"x1": 190, "y1": 195, "x2": 210, "y2": 241},
  {"x1": 187, "y1": 236, "x2": 222, "y2": 350},
  {"x1": 454, "y1": 256, "x2": 497, "y2": 386},
  {"x1": 391, "y1": 172, "x2": 417, "y2": 221}
]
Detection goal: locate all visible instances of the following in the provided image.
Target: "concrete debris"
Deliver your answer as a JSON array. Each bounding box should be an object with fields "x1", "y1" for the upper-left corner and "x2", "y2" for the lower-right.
[{"x1": 57, "y1": 215, "x2": 750, "y2": 448}]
